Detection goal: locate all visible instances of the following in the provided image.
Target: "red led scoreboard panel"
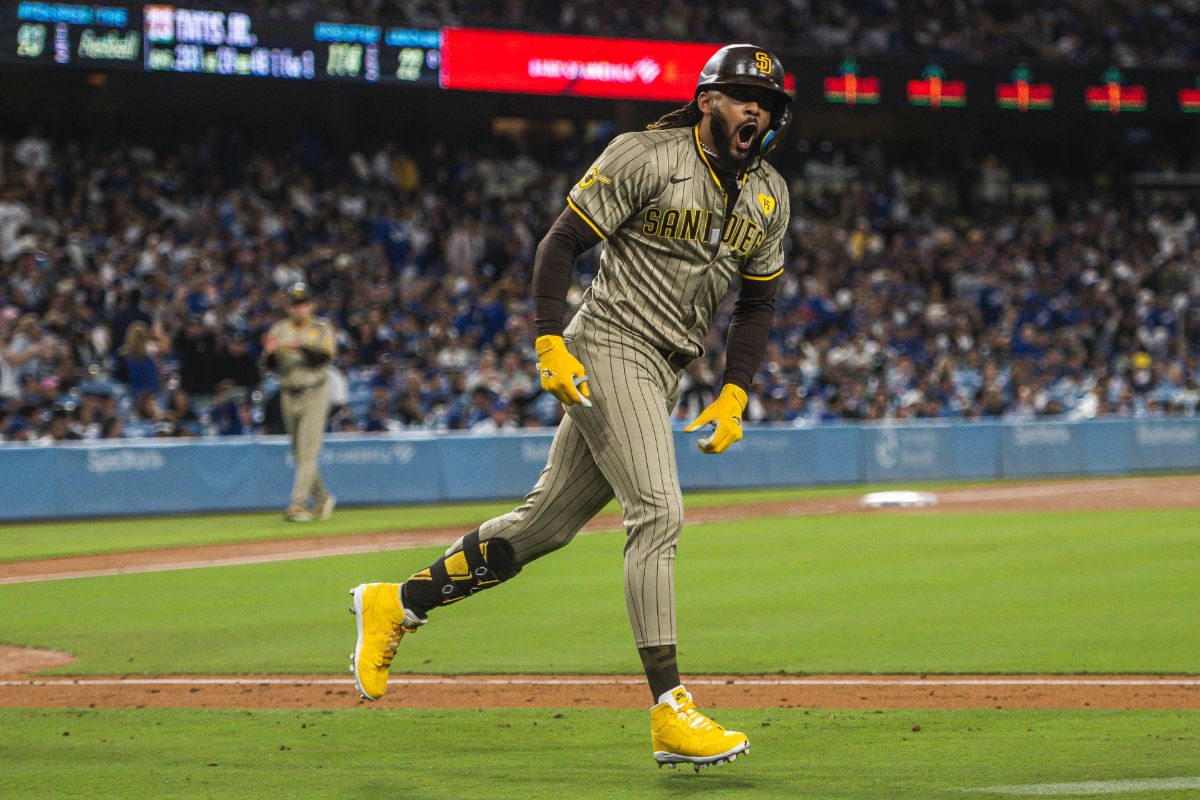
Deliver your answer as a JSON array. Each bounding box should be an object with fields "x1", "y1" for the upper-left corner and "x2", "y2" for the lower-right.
[{"x1": 440, "y1": 28, "x2": 726, "y2": 102}]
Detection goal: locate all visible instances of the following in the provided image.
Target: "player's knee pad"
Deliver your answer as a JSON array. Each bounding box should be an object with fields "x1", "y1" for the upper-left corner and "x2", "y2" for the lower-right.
[{"x1": 408, "y1": 530, "x2": 521, "y2": 608}]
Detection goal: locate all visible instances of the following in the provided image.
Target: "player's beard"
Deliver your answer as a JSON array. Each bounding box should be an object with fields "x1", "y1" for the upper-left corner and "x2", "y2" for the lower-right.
[{"x1": 710, "y1": 110, "x2": 757, "y2": 169}]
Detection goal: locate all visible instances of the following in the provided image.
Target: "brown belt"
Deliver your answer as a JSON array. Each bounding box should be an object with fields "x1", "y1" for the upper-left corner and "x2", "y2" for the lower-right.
[{"x1": 656, "y1": 347, "x2": 694, "y2": 371}]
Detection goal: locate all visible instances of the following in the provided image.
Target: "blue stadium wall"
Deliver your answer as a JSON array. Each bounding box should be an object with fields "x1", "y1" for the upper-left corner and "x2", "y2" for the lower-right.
[{"x1": 1, "y1": 419, "x2": 1198, "y2": 520}]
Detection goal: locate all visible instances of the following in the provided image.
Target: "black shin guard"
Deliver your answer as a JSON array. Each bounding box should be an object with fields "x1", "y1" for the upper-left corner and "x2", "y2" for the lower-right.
[{"x1": 402, "y1": 531, "x2": 520, "y2": 617}]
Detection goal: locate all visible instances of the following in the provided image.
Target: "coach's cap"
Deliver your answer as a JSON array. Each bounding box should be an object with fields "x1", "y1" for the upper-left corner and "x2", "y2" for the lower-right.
[{"x1": 287, "y1": 282, "x2": 314, "y2": 304}]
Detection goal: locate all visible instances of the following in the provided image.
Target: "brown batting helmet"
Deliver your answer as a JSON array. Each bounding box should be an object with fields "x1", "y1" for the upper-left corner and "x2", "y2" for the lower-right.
[{"x1": 696, "y1": 44, "x2": 793, "y2": 154}]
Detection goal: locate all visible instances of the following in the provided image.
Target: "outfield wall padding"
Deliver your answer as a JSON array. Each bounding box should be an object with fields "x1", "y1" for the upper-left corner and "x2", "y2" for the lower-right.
[{"x1": 1, "y1": 419, "x2": 1197, "y2": 520}]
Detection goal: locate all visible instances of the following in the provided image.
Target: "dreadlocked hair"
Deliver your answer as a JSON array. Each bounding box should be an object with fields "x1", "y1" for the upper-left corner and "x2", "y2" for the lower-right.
[{"x1": 647, "y1": 100, "x2": 702, "y2": 131}]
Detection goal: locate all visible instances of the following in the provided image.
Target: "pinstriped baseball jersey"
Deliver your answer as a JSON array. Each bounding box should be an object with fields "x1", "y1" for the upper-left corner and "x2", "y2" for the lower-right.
[
  {"x1": 268, "y1": 316, "x2": 336, "y2": 391},
  {"x1": 567, "y1": 125, "x2": 790, "y2": 358},
  {"x1": 425, "y1": 124, "x2": 791, "y2": 651}
]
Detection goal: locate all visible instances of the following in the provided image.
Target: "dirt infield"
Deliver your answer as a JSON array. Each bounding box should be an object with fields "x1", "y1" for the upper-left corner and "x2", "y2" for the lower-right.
[
  {"x1": 0, "y1": 646, "x2": 74, "y2": 675},
  {"x1": 2, "y1": 475, "x2": 1197, "y2": 712},
  {"x1": 0, "y1": 673, "x2": 1196, "y2": 710},
  {"x1": 3, "y1": 475, "x2": 1198, "y2": 585}
]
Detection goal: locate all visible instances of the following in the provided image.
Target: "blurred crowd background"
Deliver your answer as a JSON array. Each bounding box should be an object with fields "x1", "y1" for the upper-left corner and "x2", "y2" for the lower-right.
[
  {"x1": 1, "y1": 122, "x2": 1197, "y2": 443},
  {"x1": 2, "y1": 0, "x2": 1200, "y2": 443}
]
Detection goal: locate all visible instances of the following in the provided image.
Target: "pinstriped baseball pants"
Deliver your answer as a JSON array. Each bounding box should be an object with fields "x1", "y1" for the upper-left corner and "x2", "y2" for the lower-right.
[{"x1": 472, "y1": 315, "x2": 684, "y2": 648}]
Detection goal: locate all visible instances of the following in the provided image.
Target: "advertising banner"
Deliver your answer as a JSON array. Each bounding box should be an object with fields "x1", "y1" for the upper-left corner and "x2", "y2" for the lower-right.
[
  {"x1": 439, "y1": 27, "x2": 727, "y2": 101},
  {"x1": 2, "y1": 420, "x2": 1198, "y2": 520},
  {"x1": 3, "y1": 6, "x2": 1197, "y2": 116}
]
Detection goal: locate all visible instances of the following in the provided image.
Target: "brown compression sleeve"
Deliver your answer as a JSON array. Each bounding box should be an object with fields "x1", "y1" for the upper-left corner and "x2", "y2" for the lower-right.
[
  {"x1": 532, "y1": 207, "x2": 603, "y2": 337},
  {"x1": 721, "y1": 275, "x2": 779, "y2": 393}
]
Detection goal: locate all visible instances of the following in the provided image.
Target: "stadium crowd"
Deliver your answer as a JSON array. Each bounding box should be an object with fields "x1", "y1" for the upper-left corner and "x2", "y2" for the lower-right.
[
  {"x1": 227, "y1": 0, "x2": 1200, "y2": 68},
  {"x1": 0, "y1": 127, "x2": 1197, "y2": 443}
]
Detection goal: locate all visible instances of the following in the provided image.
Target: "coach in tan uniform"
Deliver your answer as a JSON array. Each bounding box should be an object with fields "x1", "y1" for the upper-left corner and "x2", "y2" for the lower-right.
[
  {"x1": 264, "y1": 282, "x2": 337, "y2": 522},
  {"x1": 350, "y1": 45, "x2": 792, "y2": 769}
]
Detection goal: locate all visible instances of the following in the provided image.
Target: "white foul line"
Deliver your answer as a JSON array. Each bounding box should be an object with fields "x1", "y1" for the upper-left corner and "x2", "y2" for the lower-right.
[
  {"x1": 0, "y1": 529, "x2": 633, "y2": 586},
  {"x1": 1, "y1": 677, "x2": 1198, "y2": 688},
  {"x1": 0, "y1": 547, "x2": 403, "y2": 585},
  {"x1": 964, "y1": 777, "x2": 1200, "y2": 795}
]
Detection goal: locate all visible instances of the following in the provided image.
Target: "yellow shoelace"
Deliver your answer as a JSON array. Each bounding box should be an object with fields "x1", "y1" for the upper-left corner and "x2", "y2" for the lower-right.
[{"x1": 378, "y1": 622, "x2": 418, "y2": 668}]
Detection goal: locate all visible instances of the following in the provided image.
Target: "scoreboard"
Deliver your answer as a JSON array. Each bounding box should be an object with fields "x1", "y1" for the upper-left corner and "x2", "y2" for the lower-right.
[
  {"x1": 10, "y1": 3, "x2": 138, "y2": 68},
  {"x1": 2, "y1": 2, "x2": 1199, "y2": 115},
  {"x1": 2, "y1": 1, "x2": 439, "y2": 84}
]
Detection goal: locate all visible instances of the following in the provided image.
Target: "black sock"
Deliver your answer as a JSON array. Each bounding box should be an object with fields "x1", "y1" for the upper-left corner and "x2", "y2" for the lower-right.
[
  {"x1": 639, "y1": 644, "x2": 680, "y2": 701},
  {"x1": 399, "y1": 583, "x2": 435, "y2": 619}
]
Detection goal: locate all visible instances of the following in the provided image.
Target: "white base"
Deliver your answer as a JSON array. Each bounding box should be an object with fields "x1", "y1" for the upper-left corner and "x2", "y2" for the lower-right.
[{"x1": 860, "y1": 490, "x2": 938, "y2": 508}]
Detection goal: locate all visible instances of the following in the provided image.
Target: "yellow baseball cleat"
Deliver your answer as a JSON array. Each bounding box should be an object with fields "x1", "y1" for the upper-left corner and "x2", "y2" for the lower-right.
[
  {"x1": 651, "y1": 686, "x2": 749, "y2": 771},
  {"x1": 348, "y1": 583, "x2": 425, "y2": 701}
]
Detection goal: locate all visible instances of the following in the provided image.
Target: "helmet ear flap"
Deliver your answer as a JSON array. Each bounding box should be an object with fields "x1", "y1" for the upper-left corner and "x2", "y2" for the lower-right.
[{"x1": 760, "y1": 105, "x2": 792, "y2": 155}]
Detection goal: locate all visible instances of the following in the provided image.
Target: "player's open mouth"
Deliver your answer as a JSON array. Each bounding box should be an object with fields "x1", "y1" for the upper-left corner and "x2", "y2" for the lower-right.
[{"x1": 735, "y1": 122, "x2": 758, "y2": 151}]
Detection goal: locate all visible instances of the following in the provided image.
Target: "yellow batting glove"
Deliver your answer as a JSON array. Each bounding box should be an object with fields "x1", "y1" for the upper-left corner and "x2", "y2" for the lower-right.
[
  {"x1": 684, "y1": 384, "x2": 748, "y2": 454},
  {"x1": 535, "y1": 335, "x2": 592, "y2": 408}
]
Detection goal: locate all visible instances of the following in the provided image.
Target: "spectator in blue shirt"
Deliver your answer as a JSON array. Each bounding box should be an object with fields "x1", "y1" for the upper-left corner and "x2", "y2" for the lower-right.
[{"x1": 113, "y1": 321, "x2": 162, "y2": 399}]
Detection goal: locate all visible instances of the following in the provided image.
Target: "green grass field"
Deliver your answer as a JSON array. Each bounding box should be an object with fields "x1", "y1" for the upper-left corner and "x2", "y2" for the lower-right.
[
  {"x1": 0, "y1": 479, "x2": 1057, "y2": 562},
  {"x1": 2, "y1": 485, "x2": 1198, "y2": 798},
  {"x1": 0, "y1": 484, "x2": 871, "y2": 561},
  {"x1": 3, "y1": 708, "x2": 1197, "y2": 799},
  {"x1": 1, "y1": 509, "x2": 1197, "y2": 674}
]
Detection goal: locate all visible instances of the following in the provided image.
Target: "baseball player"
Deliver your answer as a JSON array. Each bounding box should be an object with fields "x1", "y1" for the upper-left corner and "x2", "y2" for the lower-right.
[
  {"x1": 350, "y1": 44, "x2": 791, "y2": 770},
  {"x1": 263, "y1": 281, "x2": 337, "y2": 522}
]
